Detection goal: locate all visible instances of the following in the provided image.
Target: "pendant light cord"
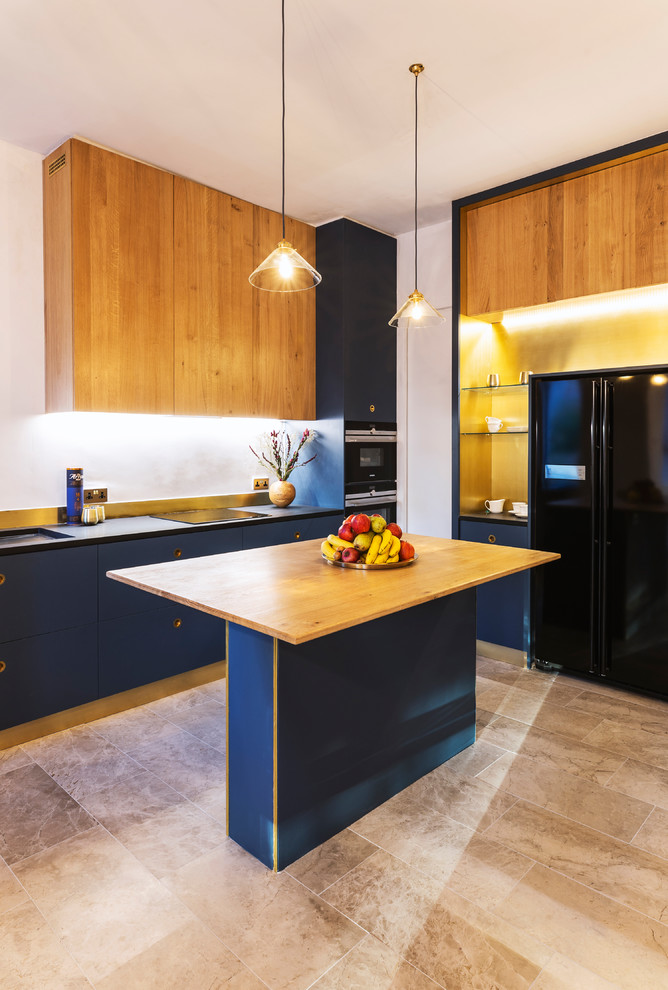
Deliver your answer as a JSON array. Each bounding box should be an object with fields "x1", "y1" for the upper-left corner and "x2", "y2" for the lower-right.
[
  {"x1": 281, "y1": 0, "x2": 286, "y2": 240},
  {"x1": 414, "y1": 66, "x2": 418, "y2": 293}
]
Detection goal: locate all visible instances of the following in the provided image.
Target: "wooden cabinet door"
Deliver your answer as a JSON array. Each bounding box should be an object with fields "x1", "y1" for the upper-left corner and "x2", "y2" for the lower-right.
[
  {"x1": 465, "y1": 184, "x2": 563, "y2": 317},
  {"x1": 174, "y1": 178, "x2": 256, "y2": 416},
  {"x1": 563, "y1": 151, "x2": 668, "y2": 298},
  {"x1": 252, "y1": 206, "x2": 316, "y2": 419},
  {"x1": 43, "y1": 140, "x2": 175, "y2": 413}
]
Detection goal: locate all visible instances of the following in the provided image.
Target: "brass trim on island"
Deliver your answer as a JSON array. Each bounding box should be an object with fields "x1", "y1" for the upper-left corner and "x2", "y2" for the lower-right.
[
  {"x1": 477, "y1": 640, "x2": 527, "y2": 668},
  {"x1": 0, "y1": 660, "x2": 226, "y2": 750}
]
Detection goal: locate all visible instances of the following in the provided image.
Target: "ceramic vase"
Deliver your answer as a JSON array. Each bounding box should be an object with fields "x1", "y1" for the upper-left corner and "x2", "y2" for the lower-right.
[{"x1": 268, "y1": 480, "x2": 296, "y2": 507}]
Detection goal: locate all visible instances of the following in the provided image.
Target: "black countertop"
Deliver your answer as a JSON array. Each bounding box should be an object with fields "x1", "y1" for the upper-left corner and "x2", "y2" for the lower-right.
[{"x1": 0, "y1": 503, "x2": 343, "y2": 555}]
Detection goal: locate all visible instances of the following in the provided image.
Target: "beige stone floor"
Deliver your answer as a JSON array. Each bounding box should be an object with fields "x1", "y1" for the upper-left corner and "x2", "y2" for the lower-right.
[{"x1": 1, "y1": 657, "x2": 668, "y2": 988}]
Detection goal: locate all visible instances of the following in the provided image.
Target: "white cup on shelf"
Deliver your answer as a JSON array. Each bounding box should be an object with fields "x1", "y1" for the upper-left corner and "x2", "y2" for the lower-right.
[
  {"x1": 484, "y1": 499, "x2": 505, "y2": 513},
  {"x1": 485, "y1": 416, "x2": 503, "y2": 433},
  {"x1": 512, "y1": 501, "x2": 528, "y2": 517}
]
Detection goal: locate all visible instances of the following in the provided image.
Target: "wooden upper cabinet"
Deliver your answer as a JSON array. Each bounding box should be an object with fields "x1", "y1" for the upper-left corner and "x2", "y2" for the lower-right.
[
  {"x1": 44, "y1": 140, "x2": 174, "y2": 413},
  {"x1": 465, "y1": 184, "x2": 563, "y2": 317},
  {"x1": 173, "y1": 178, "x2": 315, "y2": 419},
  {"x1": 563, "y1": 151, "x2": 668, "y2": 298}
]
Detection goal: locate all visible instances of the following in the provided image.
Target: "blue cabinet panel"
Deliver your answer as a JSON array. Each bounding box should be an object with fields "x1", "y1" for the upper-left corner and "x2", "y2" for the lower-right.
[
  {"x1": 0, "y1": 624, "x2": 98, "y2": 730},
  {"x1": 98, "y1": 604, "x2": 225, "y2": 696},
  {"x1": 0, "y1": 547, "x2": 97, "y2": 643},
  {"x1": 459, "y1": 520, "x2": 529, "y2": 651},
  {"x1": 241, "y1": 514, "x2": 342, "y2": 550},
  {"x1": 99, "y1": 529, "x2": 242, "y2": 620}
]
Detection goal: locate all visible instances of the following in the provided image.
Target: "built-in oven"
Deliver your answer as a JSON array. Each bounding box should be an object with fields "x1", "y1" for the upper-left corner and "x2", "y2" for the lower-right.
[
  {"x1": 344, "y1": 481, "x2": 397, "y2": 525},
  {"x1": 344, "y1": 422, "x2": 397, "y2": 486}
]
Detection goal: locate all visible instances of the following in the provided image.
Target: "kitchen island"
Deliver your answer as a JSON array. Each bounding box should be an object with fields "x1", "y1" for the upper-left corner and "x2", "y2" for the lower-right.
[{"x1": 108, "y1": 535, "x2": 558, "y2": 870}]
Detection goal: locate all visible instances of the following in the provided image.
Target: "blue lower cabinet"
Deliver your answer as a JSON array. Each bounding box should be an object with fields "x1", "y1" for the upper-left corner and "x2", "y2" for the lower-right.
[
  {"x1": 98, "y1": 605, "x2": 225, "y2": 696},
  {"x1": 242, "y1": 514, "x2": 342, "y2": 550},
  {"x1": 99, "y1": 529, "x2": 243, "y2": 620},
  {"x1": 459, "y1": 519, "x2": 529, "y2": 652},
  {"x1": 0, "y1": 624, "x2": 98, "y2": 730}
]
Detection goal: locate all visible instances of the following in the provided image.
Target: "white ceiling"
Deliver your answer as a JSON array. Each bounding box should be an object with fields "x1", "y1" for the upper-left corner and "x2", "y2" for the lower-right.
[{"x1": 2, "y1": 0, "x2": 668, "y2": 236}]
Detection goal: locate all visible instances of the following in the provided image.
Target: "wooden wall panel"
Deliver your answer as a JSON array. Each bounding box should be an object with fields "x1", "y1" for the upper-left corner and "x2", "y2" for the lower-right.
[
  {"x1": 71, "y1": 141, "x2": 174, "y2": 413},
  {"x1": 252, "y1": 209, "x2": 316, "y2": 420},
  {"x1": 174, "y1": 178, "x2": 255, "y2": 416}
]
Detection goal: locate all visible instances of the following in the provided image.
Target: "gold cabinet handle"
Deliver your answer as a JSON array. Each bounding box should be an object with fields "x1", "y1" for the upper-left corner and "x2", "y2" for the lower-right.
[
  {"x1": 0, "y1": 574, "x2": 5, "y2": 585},
  {"x1": 0, "y1": 661, "x2": 6, "y2": 673},
  {"x1": 370, "y1": 404, "x2": 375, "y2": 412},
  {"x1": 173, "y1": 618, "x2": 182, "y2": 629},
  {"x1": 173, "y1": 548, "x2": 182, "y2": 559},
  {"x1": 488, "y1": 534, "x2": 496, "y2": 544},
  {"x1": 294, "y1": 531, "x2": 301, "y2": 540}
]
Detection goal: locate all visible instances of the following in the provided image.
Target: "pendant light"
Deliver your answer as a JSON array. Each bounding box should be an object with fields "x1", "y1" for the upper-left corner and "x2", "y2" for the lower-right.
[
  {"x1": 249, "y1": 0, "x2": 321, "y2": 292},
  {"x1": 389, "y1": 64, "x2": 444, "y2": 328}
]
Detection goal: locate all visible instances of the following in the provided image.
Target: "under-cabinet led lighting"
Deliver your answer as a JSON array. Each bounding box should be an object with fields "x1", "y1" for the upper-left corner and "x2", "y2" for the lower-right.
[{"x1": 500, "y1": 283, "x2": 668, "y2": 330}]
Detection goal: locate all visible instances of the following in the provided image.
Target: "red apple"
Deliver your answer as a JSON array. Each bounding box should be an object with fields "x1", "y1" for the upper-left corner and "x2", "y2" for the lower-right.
[
  {"x1": 341, "y1": 547, "x2": 360, "y2": 563},
  {"x1": 338, "y1": 523, "x2": 354, "y2": 542},
  {"x1": 387, "y1": 522, "x2": 402, "y2": 539},
  {"x1": 398, "y1": 540, "x2": 415, "y2": 561},
  {"x1": 350, "y1": 513, "x2": 371, "y2": 535},
  {"x1": 344, "y1": 514, "x2": 355, "y2": 525}
]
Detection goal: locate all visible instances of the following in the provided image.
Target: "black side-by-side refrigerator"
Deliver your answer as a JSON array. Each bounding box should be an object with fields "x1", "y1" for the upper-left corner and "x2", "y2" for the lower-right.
[{"x1": 530, "y1": 368, "x2": 668, "y2": 696}]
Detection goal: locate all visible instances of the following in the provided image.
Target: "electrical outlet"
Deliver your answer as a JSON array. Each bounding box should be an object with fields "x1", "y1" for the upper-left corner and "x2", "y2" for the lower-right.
[
  {"x1": 84, "y1": 487, "x2": 108, "y2": 502},
  {"x1": 253, "y1": 477, "x2": 269, "y2": 491}
]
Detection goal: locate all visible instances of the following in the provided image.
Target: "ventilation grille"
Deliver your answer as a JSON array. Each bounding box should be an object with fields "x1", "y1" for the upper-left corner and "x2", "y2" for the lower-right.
[{"x1": 48, "y1": 153, "x2": 67, "y2": 176}]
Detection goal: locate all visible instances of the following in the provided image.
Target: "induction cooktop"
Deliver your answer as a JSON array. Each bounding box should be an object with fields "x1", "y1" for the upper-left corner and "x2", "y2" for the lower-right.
[{"x1": 150, "y1": 508, "x2": 268, "y2": 524}]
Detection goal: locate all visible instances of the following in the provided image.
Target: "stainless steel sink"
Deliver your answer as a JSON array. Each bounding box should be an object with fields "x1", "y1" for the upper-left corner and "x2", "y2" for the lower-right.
[
  {"x1": 0, "y1": 528, "x2": 73, "y2": 548},
  {"x1": 150, "y1": 508, "x2": 269, "y2": 525}
]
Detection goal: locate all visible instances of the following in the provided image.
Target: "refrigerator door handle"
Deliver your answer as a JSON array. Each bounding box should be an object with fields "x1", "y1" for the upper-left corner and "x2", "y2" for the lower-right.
[
  {"x1": 600, "y1": 380, "x2": 613, "y2": 675},
  {"x1": 590, "y1": 379, "x2": 600, "y2": 675}
]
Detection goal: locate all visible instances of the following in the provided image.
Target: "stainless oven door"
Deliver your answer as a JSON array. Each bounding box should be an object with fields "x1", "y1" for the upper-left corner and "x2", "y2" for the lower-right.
[{"x1": 344, "y1": 432, "x2": 397, "y2": 485}]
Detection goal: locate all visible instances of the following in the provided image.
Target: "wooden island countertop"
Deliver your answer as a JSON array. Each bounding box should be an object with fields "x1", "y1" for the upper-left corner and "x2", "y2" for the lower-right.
[{"x1": 107, "y1": 534, "x2": 559, "y2": 646}]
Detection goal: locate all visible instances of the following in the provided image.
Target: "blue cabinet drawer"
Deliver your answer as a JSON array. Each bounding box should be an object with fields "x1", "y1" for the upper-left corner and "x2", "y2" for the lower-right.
[
  {"x1": 99, "y1": 529, "x2": 242, "y2": 620},
  {"x1": 98, "y1": 604, "x2": 225, "y2": 696},
  {"x1": 0, "y1": 624, "x2": 98, "y2": 730},
  {"x1": 242, "y1": 514, "x2": 342, "y2": 550},
  {"x1": 0, "y1": 546, "x2": 97, "y2": 643},
  {"x1": 459, "y1": 520, "x2": 528, "y2": 651}
]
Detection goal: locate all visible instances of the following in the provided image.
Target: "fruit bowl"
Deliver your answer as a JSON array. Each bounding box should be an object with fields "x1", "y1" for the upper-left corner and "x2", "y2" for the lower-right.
[{"x1": 322, "y1": 552, "x2": 418, "y2": 570}]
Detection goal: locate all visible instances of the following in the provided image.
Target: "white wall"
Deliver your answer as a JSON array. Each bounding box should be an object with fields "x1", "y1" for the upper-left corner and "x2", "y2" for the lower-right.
[
  {"x1": 396, "y1": 220, "x2": 452, "y2": 537},
  {"x1": 0, "y1": 139, "x2": 309, "y2": 512}
]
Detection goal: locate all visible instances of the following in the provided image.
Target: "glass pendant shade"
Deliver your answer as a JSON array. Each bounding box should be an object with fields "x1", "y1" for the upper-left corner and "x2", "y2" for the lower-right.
[
  {"x1": 249, "y1": 239, "x2": 322, "y2": 292},
  {"x1": 389, "y1": 290, "x2": 443, "y2": 329}
]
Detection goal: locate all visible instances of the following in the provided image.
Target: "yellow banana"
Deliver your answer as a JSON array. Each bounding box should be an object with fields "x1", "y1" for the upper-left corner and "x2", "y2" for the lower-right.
[
  {"x1": 378, "y1": 530, "x2": 393, "y2": 555},
  {"x1": 327, "y1": 533, "x2": 355, "y2": 549},
  {"x1": 390, "y1": 534, "x2": 401, "y2": 556},
  {"x1": 375, "y1": 548, "x2": 390, "y2": 564},
  {"x1": 365, "y1": 533, "x2": 382, "y2": 564},
  {"x1": 387, "y1": 552, "x2": 400, "y2": 563},
  {"x1": 321, "y1": 540, "x2": 342, "y2": 561}
]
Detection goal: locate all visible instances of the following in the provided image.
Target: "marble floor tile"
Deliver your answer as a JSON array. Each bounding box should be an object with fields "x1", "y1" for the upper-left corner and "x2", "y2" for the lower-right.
[
  {"x1": 196, "y1": 676, "x2": 227, "y2": 704},
  {"x1": 475, "y1": 658, "x2": 524, "y2": 686},
  {"x1": 22, "y1": 724, "x2": 144, "y2": 802},
  {"x1": 475, "y1": 708, "x2": 498, "y2": 731},
  {"x1": 478, "y1": 751, "x2": 653, "y2": 841},
  {"x1": 486, "y1": 799, "x2": 668, "y2": 922},
  {"x1": 405, "y1": 764, "x2": 517, "y2": 832},
  {"x1": 189, "y1": 782, "x2": 227, "y2": 824},
  {"x1": 351, "y1": 788, "x2": 531, "y2": 910},
  {"x1": 161, "y1": 698, "x2": 227, "y2": 752},
  {"x1": 0, "y1": 859, "x2": 28, "y2": 915},
  {"x1": 403, "y1": 880, "x2": 552, "y2": 990},
  {"x1": 79, "y1": 769, "x2": 186, "y2": 830},
  {"x1": 478, "y1": 716, "x2": 624, "y2": 784},
  {"x1": 144, "y1": 684, "x2": 214, "y2": 717},
  {"x1": 568, "y1": 687, "x2": 668, "y2": 725},
  {"x1": 606, "y1": 758, "x2": 668, "y2": 809},
  {"x1": 310, "y1": 933, "x2": 443, "y2": 989},
  {"x1": 495, "y1": 862, "x2": 668, "y2": 989},
  {"x1": 476, "y1": 680, "x2": 514, "y2": 713},
  {"x1": 0, "y1": 745, "x2": 32, "y2": 776},
  {"x1": 90, "y1": 705, "x2": 182, "y2": 752},
  {"x1": 442, "y1": 738, "x2": 506, "y2": 776},
  {"x1": 0, "y1": 763, "x2": 95, "y2": 865},
  {"x1": 489, "y1": 687, "x2": 603, "y2": 740},
  {"x1": 530, "y1": 952, "x2": 622, "y2": 989},
  {"x1": 631, "y1": 806, "x2": 668, "y2": 860},
  {"x1": 504, "y1": 674, "x2": 586, "y2": 708},
  {"x1": 286, "y1": 827, "x2": 378, "y2": 895},
  {"x1": 0, "y1": 901, "x2": 91, "y2": 989},
  {"x1": 13, "y1": 826, "x2": 194, "y2": 984},
  {"x1": 96, "y1": 917, "x2": 267, "y2": 990},
  {"x1": 582, "y1": 717, "x2": 668, "y2": 771},
  {"x1": 126, "y1": 729, "x2": 227, "y2": 800},
  {"x1": 164, "y1": 838, "x2": 364, "y2": 990}
]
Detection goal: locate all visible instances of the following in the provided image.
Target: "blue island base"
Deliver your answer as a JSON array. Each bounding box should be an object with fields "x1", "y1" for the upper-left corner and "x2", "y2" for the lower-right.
[{"x1": 227, "y1": 588, "x2": 476, "y2": 870}]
